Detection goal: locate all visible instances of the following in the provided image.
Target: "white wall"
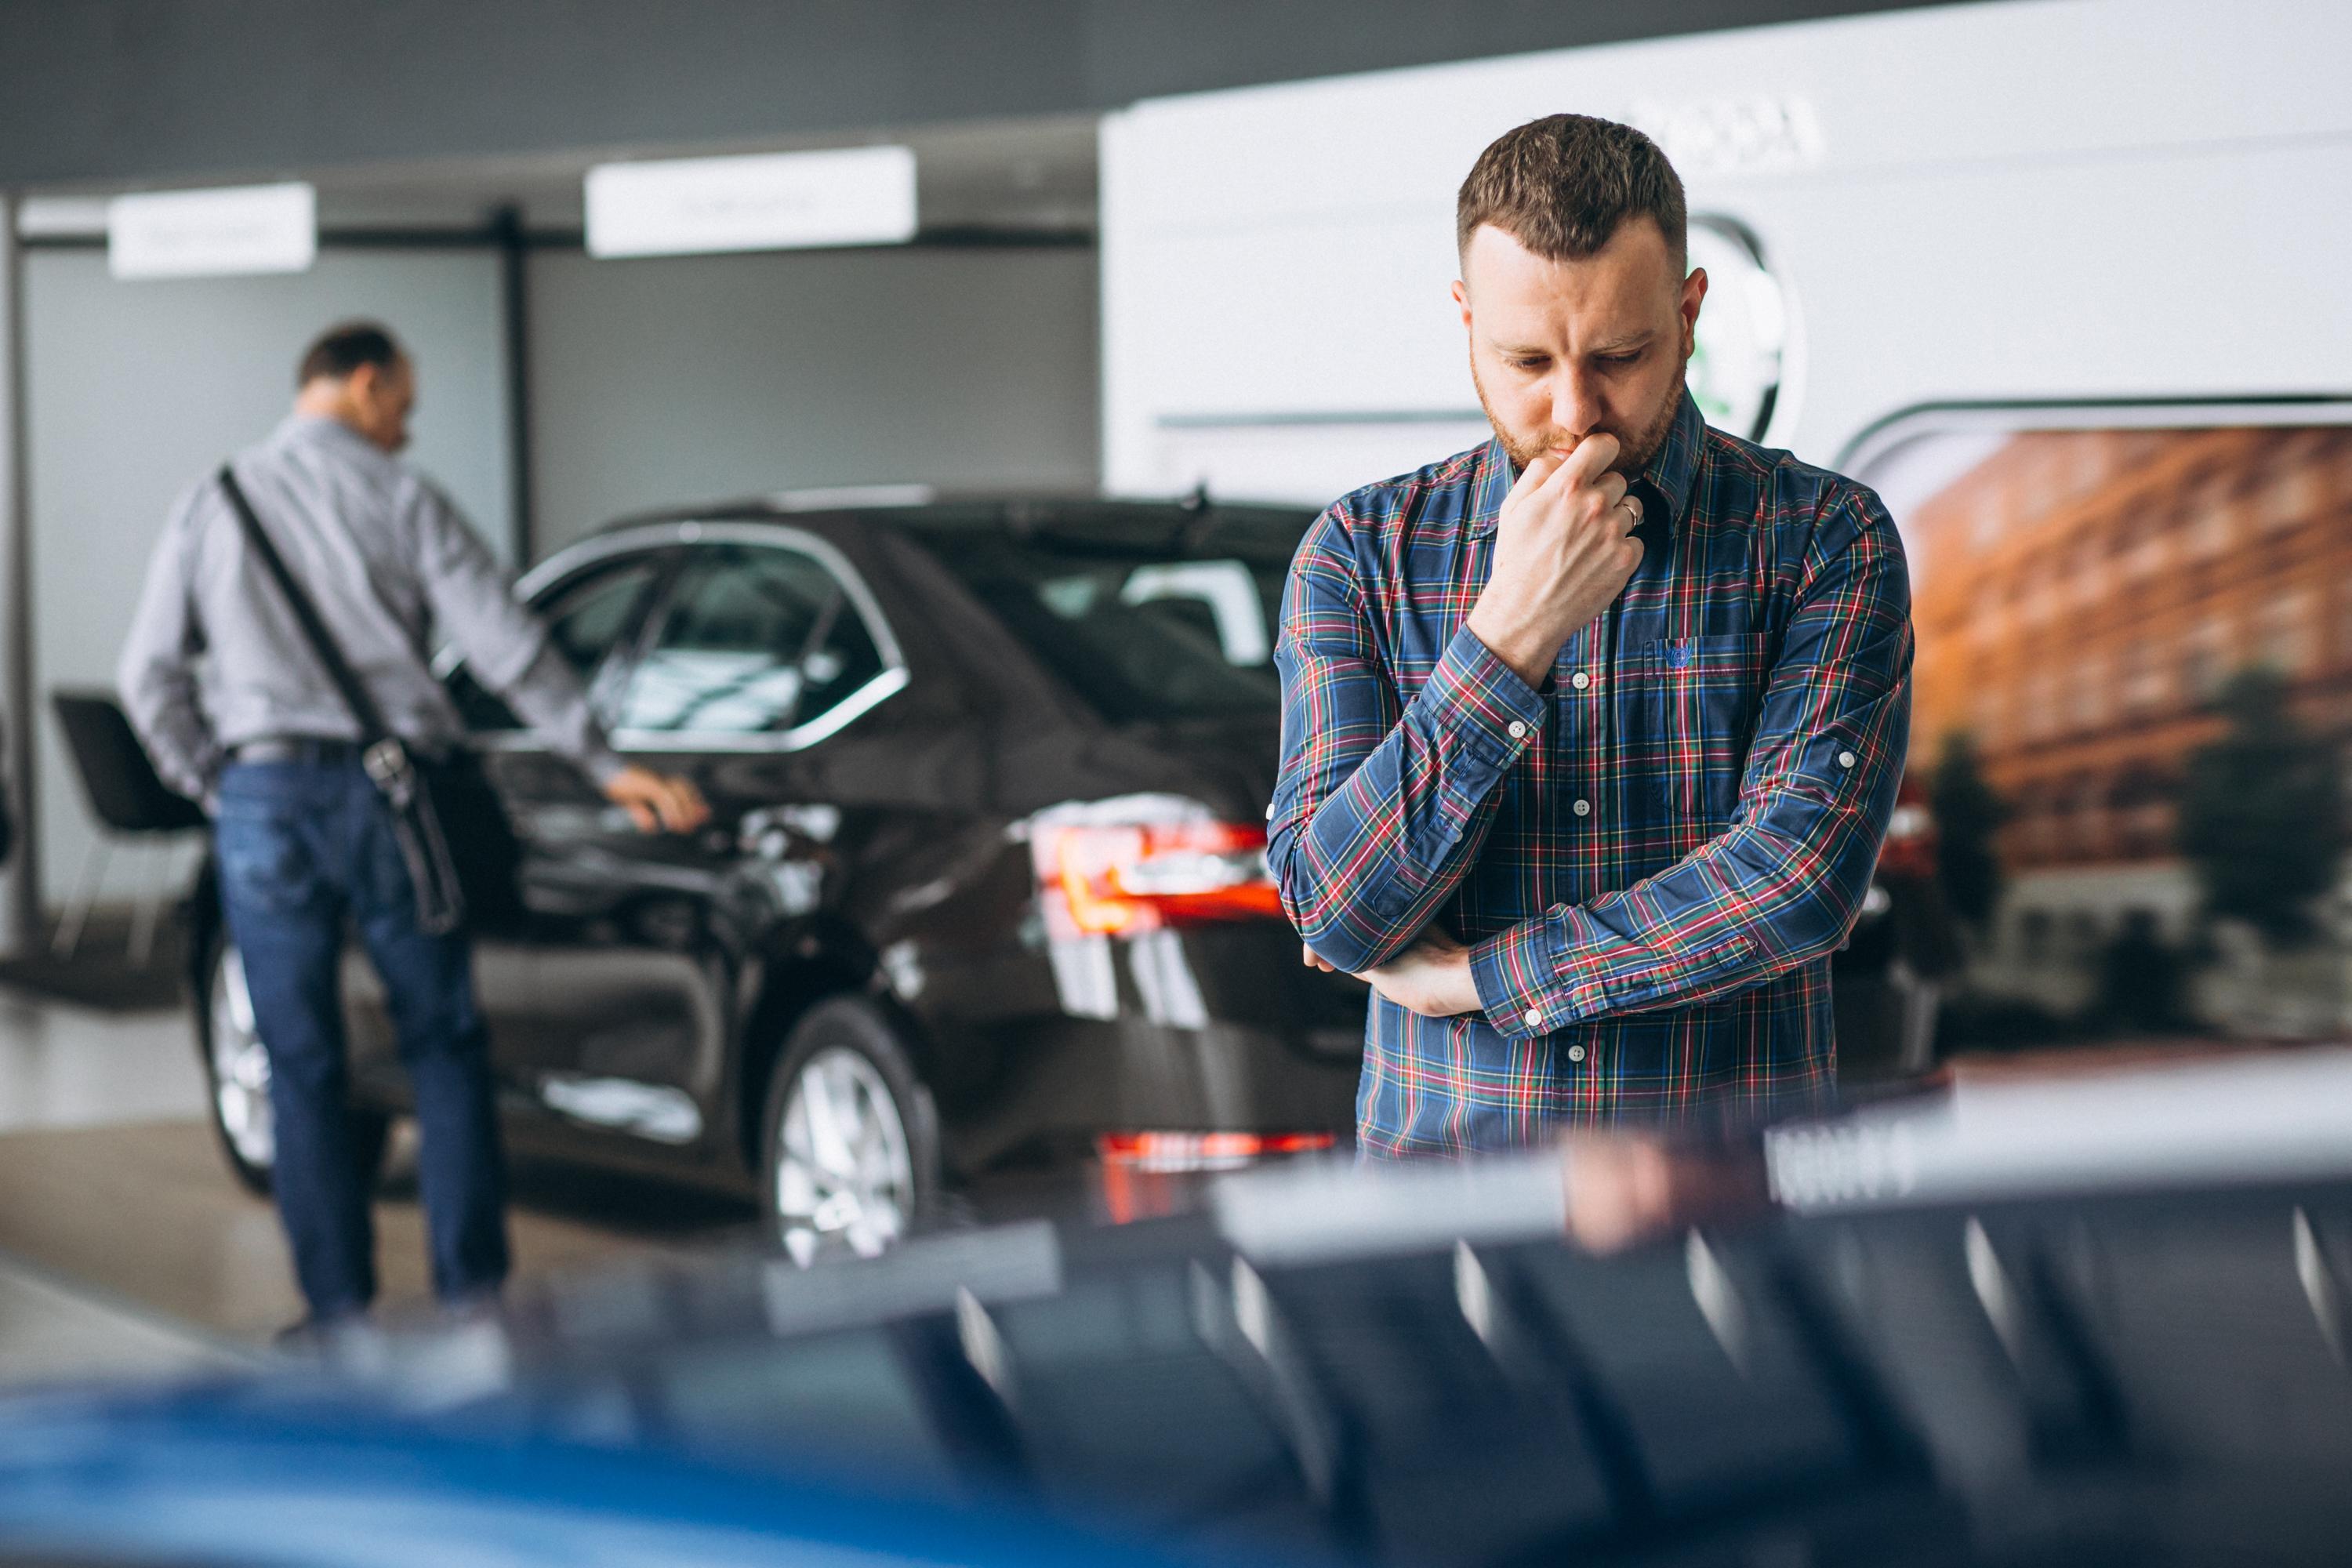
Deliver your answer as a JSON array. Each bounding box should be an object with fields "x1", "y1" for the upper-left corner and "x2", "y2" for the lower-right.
[
  {"x1": 1099, "y1": 0, "x2": 2352, "y2": 504},
  {"x1": 525, "y1": 244, "x2": 1099, "y2": 553},
  {"x1": 23, "y1": 249, "x2": 510, "y2": 913}
]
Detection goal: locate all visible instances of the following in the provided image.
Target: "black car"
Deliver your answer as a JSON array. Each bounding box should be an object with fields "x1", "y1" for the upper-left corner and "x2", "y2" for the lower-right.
[{"x1": 190, "y1": 490, "x2": 1369, "y2": 1258}]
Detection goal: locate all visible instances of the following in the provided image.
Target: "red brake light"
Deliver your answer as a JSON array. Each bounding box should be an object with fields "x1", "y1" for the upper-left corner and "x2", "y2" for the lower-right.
[
  {"x1": 1095, "y1": 1131, "x2": 1336, "y2": 1174},
  {"x1": 1877, "y1": 795, "x2": 1939, "y2": 879},
  {"x1": 1094, "y1": 1130, "x2": 1339, "y2": 1223},
  {"x1": 1033, "y1": 813, "x2": 1283, "y2": 938}
]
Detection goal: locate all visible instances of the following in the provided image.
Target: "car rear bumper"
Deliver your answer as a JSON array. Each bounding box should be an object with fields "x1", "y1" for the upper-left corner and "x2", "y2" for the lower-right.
[{"x1": 932, "y1": 1012, "x2": 1362, "y2": 1176}]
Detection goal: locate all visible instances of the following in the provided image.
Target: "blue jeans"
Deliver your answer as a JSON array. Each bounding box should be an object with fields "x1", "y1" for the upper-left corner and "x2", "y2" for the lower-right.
[{"x1": 215, "y1": 757, "x2": 510, "y2": 1319}]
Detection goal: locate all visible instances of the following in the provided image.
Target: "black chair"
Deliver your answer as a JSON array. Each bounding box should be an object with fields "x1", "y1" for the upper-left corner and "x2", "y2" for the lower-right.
[{"x1": 50, "y1": 688, "x2": 208, "y2": 964}]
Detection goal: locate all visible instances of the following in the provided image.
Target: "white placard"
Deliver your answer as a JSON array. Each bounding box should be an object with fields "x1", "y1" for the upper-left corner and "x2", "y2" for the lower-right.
[
  {"x1": 585, "y1": 145, "x2": 918, "y2": 259},
  {"x1": 1624, "y1": 95, "x2": 1826, "y2": 178},
  {"x1": 107, "y1": 183, "x2": 317, "y2": 280}
]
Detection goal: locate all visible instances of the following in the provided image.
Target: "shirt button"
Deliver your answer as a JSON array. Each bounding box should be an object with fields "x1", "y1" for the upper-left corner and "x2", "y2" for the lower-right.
[
  {"x1": 1523, "y1": 1010, "x2": 1544, "y2": 1029},
  {"x1": 1838, "y1": 750, "x2": 1857, "y2": 770},
  {"x1": 1569, "y1": 671, "x2": 1591, "y2": 691},
  {"x1": 1566, "y1": 1044, "x2": 1587, "y2": 1064},
  {"x1": 1572, "y1": 798, "x2": 1592, "y2": 817},
  {"x1": 1508, "y1": 720, "x2": 1529, "y2": 739}
]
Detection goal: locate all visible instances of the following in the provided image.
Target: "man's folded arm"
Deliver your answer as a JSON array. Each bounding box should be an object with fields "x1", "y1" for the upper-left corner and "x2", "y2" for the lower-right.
[
  {"x1": 1268, "y1": 509, "x2": 1548, "y2": 973},
  {"x1": 1468, "y1": 487, "x2": 1914, "y2": 1034}
]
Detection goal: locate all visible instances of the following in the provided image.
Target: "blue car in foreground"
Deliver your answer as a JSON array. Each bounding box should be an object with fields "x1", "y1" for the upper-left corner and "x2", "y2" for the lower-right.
[
  {"x1": 13, "y1": 1044, "x2": 2352, "y2": 1566},
  {"x1": 0, "y1": 1381, "x2": 1219, "y2": 1568}
]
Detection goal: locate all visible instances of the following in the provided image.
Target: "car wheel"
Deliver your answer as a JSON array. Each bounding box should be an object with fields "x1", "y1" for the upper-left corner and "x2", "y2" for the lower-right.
[
  {"x1": 198, "y1": 938, "x2": 390, "y2": 1197},
  {"x1": 760, "y1": 996, "x2": 938, "y2": 1266}
]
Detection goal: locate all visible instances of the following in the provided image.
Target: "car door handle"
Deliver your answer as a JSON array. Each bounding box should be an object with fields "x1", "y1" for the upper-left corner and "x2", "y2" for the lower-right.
[{"x1": 516, "y1": 802, "x2": 641, "y2": 840}]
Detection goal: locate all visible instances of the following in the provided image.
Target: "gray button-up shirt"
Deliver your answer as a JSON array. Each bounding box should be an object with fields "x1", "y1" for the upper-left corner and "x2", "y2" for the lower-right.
[{"x1": 118, "y1": 413, "x2": 623, "y2": 801}]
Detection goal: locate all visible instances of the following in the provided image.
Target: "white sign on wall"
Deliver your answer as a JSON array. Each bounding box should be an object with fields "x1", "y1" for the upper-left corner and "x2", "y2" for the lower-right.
[
  {"x1": 585, "y1": 146, "x2": 919, "y2": 259},
  {"x1": 107, "y1": 183, "x2": 317, "y2": 280},
  {"x1": 1625, "y1": 96, "x2": 1826, "y2": 178}
]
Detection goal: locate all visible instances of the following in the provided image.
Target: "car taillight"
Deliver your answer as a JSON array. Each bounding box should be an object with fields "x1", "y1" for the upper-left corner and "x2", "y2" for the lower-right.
[
  {"x1": 1033, "y1": 815, "x2": 1283, "y2": 937},
  {"x1": 1096, "y1": 1131, "x2": 1336, "y2": 1174},
  {"x1": 1094, "y1": 1130, "x2": 1338, "y2": 1223},
  {"x1": 1878, "y1": 800, "x2": 1938, "y2": 879}
]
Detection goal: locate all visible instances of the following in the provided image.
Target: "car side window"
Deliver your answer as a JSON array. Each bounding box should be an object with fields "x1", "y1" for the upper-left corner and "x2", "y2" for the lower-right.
[
  {"x1": 547, "y1": 556, "x2": 665, "y2": 676},
  {"x1": 445, "y1": 553, "x2": 663, "y2": 732},
  {"x1": 795, "y1": 575, "x2": 887, "y2": 728},
  {"x1": 611, "y1": 543, "x2": 887, "y2": 739}
]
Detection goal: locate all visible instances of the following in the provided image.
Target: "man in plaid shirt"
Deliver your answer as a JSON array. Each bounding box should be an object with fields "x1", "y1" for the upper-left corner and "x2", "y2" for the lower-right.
[{"x1": 1270, "y1": 114, "x2": 1912, "y2": 1156}]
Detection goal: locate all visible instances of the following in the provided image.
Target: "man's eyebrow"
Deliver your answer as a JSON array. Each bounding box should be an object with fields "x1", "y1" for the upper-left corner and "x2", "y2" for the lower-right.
[{"x1": 1586, "y1": 330, "x2": 1657, "y2": 355}]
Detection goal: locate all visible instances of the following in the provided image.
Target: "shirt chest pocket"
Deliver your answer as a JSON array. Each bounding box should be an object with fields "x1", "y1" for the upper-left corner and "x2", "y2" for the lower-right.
[{"x1": 1642, "y1": 633, "x2": 1769, "y2": 830}]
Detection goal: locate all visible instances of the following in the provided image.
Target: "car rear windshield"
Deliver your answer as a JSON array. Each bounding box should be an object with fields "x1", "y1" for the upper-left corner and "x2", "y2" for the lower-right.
[{"x1": 903, "y1": 503, "x2": 1312, "y2": 724}]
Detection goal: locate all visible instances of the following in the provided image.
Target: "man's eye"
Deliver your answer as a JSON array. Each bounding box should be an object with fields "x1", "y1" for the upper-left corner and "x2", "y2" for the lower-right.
[
  {"x1": 1597, "y1": 353, "x2": 1640, "y2": 368},
  {"x1": 1508, "y1": 358, "x2": 1548, "y2": 373}
]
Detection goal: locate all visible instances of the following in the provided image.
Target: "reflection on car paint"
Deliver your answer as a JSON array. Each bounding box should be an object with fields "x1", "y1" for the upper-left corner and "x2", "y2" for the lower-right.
[{"x1": 537, "y1": 1074, "x2": 704, "y2": 1143}]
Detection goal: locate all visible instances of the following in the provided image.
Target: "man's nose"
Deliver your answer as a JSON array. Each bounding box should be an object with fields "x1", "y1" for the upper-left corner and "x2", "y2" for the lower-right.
[{"x1": 1548, "y1": 367, "x2": 1606, "y2": 440}]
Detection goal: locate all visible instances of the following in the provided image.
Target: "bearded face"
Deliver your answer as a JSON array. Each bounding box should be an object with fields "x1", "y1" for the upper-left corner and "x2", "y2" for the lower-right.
[
  {"x1": 1472, "y1": 350, "x2": 1688, "y2": 478},
  {"x1": 1454, "y1": 218, "x2": 1705, "y2": 481}
]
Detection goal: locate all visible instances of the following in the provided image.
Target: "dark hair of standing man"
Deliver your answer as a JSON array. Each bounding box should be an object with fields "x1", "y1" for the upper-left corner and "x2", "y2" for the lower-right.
[
  {"x1": 296, "y1": 321, "x2": 404, "y2": 388},
  {"x1": 1455, "y1": 114, "x2": 1688, "y2": 275}
]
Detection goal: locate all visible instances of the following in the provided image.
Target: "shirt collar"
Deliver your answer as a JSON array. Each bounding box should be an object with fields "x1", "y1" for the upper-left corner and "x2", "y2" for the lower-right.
[
  {"x1": 1641, "y1": 390, "x2": 1705, "y2": 532},
  {"x1": 276, "y1": 411, "x2": 390, "y2": 463},
  {"x1": 1468, "y1": 390, "x2": 1706, "y2": 539}
]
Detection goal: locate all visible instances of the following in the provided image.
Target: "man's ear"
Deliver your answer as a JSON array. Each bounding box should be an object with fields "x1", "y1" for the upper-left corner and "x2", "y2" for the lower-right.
[
  {"x1": 1679, "y1": 266, "x2": 1708, "y2": 357},
  {"x1": 1452, "y1": 277, "x2": 1472, "y2": 332}
]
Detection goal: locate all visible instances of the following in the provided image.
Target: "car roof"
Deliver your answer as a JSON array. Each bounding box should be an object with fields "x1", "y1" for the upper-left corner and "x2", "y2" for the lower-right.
[
  {"x1": 589, "y1": 485, "x2": 1319, "y2": 539},
  {"x1": 518, "y1": 487, "x2": 1320, "y2": 602}
]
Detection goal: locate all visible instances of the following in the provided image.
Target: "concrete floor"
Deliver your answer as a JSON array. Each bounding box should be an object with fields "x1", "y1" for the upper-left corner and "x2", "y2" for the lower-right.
[
  {"x1": 0, "y1": 982, "x2": 753, "y2": 1384},
  {"x1": 0, "y1": 1250, "x2": 253, "y2": 1385},
  {"x1": 0, "y1": 989, "x2": 208, "y2": 1134}
]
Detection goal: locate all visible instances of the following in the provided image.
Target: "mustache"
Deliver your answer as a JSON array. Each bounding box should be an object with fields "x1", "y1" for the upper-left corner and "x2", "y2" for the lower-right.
[{"x1": 1469, "y1": 360, "x2": 1687, "y2": 477}]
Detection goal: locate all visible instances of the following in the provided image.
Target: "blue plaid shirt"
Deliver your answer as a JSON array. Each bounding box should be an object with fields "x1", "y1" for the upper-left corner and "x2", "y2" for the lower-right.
[{"x1": 1270, "y1": 394, "x2": 1913, "y2": 1155}]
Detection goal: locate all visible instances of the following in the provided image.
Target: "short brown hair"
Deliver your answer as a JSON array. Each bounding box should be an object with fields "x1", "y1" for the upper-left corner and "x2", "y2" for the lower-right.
[
  {"x1": 296, "y1": 321, "x2": 402, "y2": 387},
  {"x1": 1456, "y1": 114, "x2": 1686, "y2": 273}
]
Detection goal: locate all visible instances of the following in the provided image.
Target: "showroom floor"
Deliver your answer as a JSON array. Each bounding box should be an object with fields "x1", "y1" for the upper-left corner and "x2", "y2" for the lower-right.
[{"x1": 0, "y1": 982, "x2": 756, "y2": 1385}]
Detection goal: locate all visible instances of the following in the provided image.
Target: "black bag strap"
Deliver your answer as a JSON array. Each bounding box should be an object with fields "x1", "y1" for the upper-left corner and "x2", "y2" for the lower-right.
[
  {"x1": 216, "y1": 463, "x2": 393, "y2": 747},
  {"x1": 218, "y1": 460, "x2": 464, "y2": 934}
]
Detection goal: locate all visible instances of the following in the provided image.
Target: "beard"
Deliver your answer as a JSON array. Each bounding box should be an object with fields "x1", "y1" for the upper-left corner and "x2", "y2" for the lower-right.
[{"x1": 1472, "y1": 352, "x2": 1688, "y2": 480}]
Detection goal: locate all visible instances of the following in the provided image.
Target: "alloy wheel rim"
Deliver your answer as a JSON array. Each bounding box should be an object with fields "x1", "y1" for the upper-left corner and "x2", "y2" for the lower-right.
[
  {"x1": 775, "y1": 1046, "x2": 913, "y2": 1265},
  {"x1": 210, "y1": 947, "x2": 274, "y2": 1171}
]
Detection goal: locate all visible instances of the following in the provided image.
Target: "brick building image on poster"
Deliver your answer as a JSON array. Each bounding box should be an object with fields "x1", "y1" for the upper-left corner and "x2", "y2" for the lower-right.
[{"x1": 1904, "y1": 422, "x2": 2352, "y2": 1018}]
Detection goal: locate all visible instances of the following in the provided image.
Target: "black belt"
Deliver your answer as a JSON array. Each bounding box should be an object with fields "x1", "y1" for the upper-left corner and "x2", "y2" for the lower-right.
[{"x1": 232, "y1": 736, "x2": 365, "y2": 765}]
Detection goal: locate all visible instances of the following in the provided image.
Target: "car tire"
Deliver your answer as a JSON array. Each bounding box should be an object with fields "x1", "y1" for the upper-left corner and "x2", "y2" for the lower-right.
[
  {"x1": 759, "y1": 995, "x2": 939, "y2": 1265},
  {"x1": 198, "y1": 937, "x2": 391, "y2": 1198}
]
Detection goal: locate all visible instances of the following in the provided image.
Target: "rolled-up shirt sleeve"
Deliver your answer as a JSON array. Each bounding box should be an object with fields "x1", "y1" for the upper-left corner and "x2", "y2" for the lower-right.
[
  {"x1": 410, "y1": 483, "x2": 625, "y2": 786},
  {"x1": 116, "y1": 485, "x2": 222, "y2": 804},
  {"x1": 1269, "y1": 503, "x2": 1548, "y2": 974},
  {"x1": 1468, "y1": 486, "x2": 1913, "y2": 1035}
]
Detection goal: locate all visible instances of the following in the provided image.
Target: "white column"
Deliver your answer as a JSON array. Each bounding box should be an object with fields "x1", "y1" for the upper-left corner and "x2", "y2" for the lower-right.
[{"x1": 0, "y1": 196, "x2": 40, "y2": 956}]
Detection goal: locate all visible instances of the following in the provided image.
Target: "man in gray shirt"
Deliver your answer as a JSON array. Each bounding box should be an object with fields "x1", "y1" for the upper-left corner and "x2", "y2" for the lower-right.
[{"x1": 119, "y1": 321, "x2": 706, "y2": 1330}]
